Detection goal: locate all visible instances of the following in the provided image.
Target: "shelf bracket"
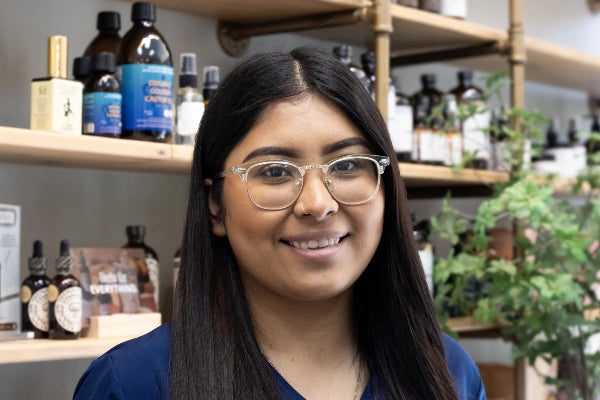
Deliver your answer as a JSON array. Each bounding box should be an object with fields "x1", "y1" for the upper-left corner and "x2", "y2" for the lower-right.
[
  {"x1": 389, "y1": 40, "x2": 505, "y2": 67},
  {"x1": 217, "y1": 7, "x2": 372, "y2": 57}
]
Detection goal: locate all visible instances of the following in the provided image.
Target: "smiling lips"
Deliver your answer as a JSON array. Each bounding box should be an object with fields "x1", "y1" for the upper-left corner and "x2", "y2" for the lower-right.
[{"x1": 289, "y1": 237, "x2": 341, "y2": 249}]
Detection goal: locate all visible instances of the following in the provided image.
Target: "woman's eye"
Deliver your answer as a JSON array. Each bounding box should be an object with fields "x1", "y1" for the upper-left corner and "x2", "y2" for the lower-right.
[
  {"x1": 332, "y1": 159, "x2": 360, "y2": 172},
  {"x1": 260, "y1": 164, "x2": 292, "y2": 178}
]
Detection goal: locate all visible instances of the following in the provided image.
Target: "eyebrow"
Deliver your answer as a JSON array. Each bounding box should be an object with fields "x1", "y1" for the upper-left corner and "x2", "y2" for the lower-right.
[{"x1": 242, "y1": 137, "x2": 371, "y2": 163}]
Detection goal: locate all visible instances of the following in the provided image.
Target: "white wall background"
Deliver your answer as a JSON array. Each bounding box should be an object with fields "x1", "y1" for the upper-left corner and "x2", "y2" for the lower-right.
[{"x1": 0, "y1": 0, "x2": 599, "y2": 398}]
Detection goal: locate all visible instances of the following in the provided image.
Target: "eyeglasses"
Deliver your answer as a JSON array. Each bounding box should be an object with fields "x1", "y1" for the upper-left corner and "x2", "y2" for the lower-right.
[{"x1": 215, "y1": 154, "x2": 390, "y2": 211}]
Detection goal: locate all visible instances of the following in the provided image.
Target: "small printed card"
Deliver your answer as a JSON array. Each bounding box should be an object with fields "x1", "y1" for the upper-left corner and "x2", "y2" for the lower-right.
[{"x1": 70, "y1": 248, "x2": 158, "y2": 328}]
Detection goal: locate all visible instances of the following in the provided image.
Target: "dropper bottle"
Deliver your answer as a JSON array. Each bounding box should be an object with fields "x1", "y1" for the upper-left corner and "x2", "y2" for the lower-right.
[
  {"x1": 49, "y1": 240, "x2": 82, "y2": 339},
  {"x1": 21, "y1": 241, "x2": 51, "y2": 338}
]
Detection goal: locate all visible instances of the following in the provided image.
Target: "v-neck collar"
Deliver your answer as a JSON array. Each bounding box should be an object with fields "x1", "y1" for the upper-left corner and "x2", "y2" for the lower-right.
[{"x1": 268, "y1": 364, "x2": 373, "y2": 400}]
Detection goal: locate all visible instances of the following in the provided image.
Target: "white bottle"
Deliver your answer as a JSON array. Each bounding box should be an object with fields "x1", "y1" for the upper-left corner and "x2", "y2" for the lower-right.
[
  {"x1": 175, "y1": 53, "x2": 204, "y2": 145},
  {"x1": 440, "y1": 0, "x2": 467, "y2": 19},
  {"x1": 388, "y1": 77, "x2": 414, "y2": 161}
]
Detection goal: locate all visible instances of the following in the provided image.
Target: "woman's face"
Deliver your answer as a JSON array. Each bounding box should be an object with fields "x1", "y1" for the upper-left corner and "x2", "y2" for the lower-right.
[{"x1": 209, "y1": 95, "x2": 385, "y2": 303}]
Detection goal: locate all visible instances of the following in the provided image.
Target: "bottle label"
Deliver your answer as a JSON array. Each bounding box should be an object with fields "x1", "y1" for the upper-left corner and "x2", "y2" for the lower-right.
[
  {"x1": 54, "y1": 287, "x2": 82, "y2": 333},
  {"x1": 440, "y1": 0, "x2": 467, "y2": 18},
  {"x1": 28, "y1": 288, "x2": 49, "y2": 332},
  {"x1": 83, "y1": 92, "x2": 122, "y2": 135},
  {"x1": 118, "y1": 64, "x2": 174, "y2": 131},
  {"x1": 446, "y1": 132, "x2": 463, "y2": 166},
  {"x1": 145, "y1": 257, "x2": 160, "y2": 306},
  {"x1": 418, "y1": 246, "x2": 434, "y2": 295},
  {"x1": 176, "y1": 101, "x2": 204, "y2": 136},
  {"x1": 389, "y1": 105, "x2": 413, "y2": 153},
  {"x1": 463, "y1": 109, "x2": 491, "y2": 161}
]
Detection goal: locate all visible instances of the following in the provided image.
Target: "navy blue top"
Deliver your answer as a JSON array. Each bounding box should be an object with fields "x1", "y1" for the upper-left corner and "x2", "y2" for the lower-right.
[{"x1": 74, "y1": 323, "x2": 486, "y2": 399}]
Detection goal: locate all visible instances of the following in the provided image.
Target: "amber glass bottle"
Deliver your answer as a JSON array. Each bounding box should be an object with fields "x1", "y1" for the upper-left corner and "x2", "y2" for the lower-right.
[
  {"x1": 84, "y1": 11, "x2": 121, "y2": 56},
  {"x1": 83, "y1": 52, "x2": 122, "y2": 138},
  {"x1": 449, "y1": 70, "x2": 490, "y2": 169},
  {"x1": 117, "y1": 2, "x2": 173, "y2": 142},
  {"x1": 21, "y1": 241, "x2": 51, "y2": 338},
  {"x1": 122, "y1": 225, "x2": 160, "y2": 307},
  {"x1": 49, "y1": 240, "x2": 82, "y2": 339}
]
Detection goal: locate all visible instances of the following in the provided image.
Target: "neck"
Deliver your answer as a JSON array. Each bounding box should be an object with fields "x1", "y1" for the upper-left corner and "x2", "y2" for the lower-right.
[
  {"x1": 247, "y1": 286, "x2": 365, "y2": 400},
  {"x1": 249, "y1": 288, "x2": 356, "y2": 363}
]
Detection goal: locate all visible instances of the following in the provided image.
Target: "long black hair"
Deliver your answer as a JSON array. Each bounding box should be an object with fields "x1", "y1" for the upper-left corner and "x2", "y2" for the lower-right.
[{"x1": 171, "y1": 47, "x2": 459, "y2": 400}]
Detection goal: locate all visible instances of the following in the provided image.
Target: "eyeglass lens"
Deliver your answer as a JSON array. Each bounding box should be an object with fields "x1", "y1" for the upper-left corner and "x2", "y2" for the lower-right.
[{"x1": 245, "y1": 157, "x2": 380, "y2": 210}]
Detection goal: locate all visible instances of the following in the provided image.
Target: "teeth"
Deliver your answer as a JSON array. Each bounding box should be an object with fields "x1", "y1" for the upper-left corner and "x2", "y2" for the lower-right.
[{"x1": 290, "y1": 237, "x2": 341, "y2": 249}]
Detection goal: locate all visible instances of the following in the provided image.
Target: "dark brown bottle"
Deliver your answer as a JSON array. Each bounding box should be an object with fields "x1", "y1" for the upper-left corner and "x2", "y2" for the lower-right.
[
  {"x1": 410, "y1": 74, "x2": 443, "y2": 127},
  {"x1": 84, "y1": 11, "x2": 121, "y2": 56},
  {"x1": 83, "y1": 52, "x2": 122, "y2": 138},
  {"x1": 122, "y1": 225, "x2": 160, "y2": 308},
  {"x1": 21, "y1": 241, "x2": 51, "y2": 338},
  {"x1": 116, "y1": 2, "x2": 173, "y2": 142},
  {"x1": 449, "y1": 70, "x2": 490, "y2": 169},
  {"x1": 202, "y1": 66, "x2": 220, "y2": 107},
  {"x1": 586, "y1": 116, "x2": 600, "y2": 157},
  {"x1": 419, "y1": 0, "x2": 441, "y2": 13},
  {"x1": 73, "y1": 56, "x2": 91, "y2": 83},
  {"x1": 49, "y1": 240, "x2": 82, "y2": 339}
]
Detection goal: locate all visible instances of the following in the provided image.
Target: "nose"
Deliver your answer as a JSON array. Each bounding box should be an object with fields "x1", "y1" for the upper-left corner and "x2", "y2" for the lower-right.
[{"x1": 293, "y1": 169, "x2": 338, "y2": 220}]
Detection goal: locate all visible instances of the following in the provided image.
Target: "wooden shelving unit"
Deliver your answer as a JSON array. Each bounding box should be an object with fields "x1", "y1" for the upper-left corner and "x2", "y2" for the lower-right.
[
  {"x1": 0, "y1": 336, "x2": 136, "y2": 365},
  {"x1": 139, "y1": 0, "x2": 600, "y2": 96},
  {"x1": 0, "y1": 127, "x2": 508, "y2": 190}
]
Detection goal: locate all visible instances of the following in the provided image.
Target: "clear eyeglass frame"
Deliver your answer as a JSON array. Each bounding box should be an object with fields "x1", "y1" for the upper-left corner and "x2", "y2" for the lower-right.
[{"x1": 215, "y1": 154, "x2": 391, "y2": 211}]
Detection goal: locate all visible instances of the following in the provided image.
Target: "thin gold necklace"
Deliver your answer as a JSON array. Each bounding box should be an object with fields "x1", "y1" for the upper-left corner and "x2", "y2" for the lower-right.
[{"x1": 265, "y1": 355, "x2": 364, "y2": 400}]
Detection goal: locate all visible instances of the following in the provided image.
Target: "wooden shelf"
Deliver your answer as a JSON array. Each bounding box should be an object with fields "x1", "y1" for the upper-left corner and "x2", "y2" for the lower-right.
[
  {"x1": 447, "y1": 316, "x2": 503, "y2": 338},
  {"x1": 0, "y1": 127, "x2": 507, "y2": 190},
  {"x1": 0, "y1": 126, "x2": 192, "y2": 175},
  {"x1": 0, "y1": 336, "x2": 134, "y2": 364},
  {"x1": 141, "y1": 0, "x2": 368, "y2": 24},
  {"x1": 137, "y1": 0, "x2": 600, "y2": 96}
]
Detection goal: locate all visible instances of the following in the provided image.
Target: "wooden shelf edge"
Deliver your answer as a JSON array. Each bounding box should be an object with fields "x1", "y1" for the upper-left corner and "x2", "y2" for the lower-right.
[
  {"x1": 129, "y1": 0, "x2": 368, "y2": 24},
  {"x1": 0, "y1": 126, "x2": 193, "y2": 175},
  {"x1": 0, "y1": 336, "x2": 135, "y2": 364},
  {"x1": 399, "y1": 162, "x2": 509, "y2": 187},
  {"x1": 447, "y1": 316, "x2": 501, "y2": 333}
]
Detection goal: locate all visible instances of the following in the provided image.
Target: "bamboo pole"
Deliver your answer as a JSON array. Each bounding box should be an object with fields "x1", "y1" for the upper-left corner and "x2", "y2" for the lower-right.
[
  {"x1": 373, "y1": 0, "x2": 392, "y2": 122},
  {"x1": 509, "y1": 1, "x2": 527, "y2": 399}
]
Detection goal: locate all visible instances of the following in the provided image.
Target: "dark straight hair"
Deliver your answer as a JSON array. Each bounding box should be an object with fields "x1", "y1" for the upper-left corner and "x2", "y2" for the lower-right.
[{"x1": 171, "y1": 47, "x2": 459, "y2": 400}]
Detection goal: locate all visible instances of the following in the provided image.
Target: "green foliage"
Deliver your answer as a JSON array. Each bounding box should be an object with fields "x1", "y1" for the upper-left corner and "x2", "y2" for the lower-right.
[{"x1": 432, "y1": 74, "x2": 600, "y2": 400}]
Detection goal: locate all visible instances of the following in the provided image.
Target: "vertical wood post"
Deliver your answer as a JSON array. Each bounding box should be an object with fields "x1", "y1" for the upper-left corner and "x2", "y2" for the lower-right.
[{"x1": 373, "y1": 0, "x2": 392, "y2": 122}]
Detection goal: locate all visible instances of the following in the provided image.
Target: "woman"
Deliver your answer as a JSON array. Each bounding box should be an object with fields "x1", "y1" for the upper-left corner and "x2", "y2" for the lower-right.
[{"x1": 74, "y1": 47, "x2": 486, "y2": 400}]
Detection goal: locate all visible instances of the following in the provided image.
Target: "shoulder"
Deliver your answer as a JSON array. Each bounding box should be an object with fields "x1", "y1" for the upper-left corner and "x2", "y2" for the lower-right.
[
  {"x1": 443, "y1": 334, "x2": 487, "y2": 400},
  {"x1": 73, "y1": 322, "x2": 171, "y2": 400}
]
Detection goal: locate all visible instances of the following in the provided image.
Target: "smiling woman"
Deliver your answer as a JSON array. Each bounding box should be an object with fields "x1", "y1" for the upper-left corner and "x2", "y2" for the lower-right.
[{"x1": 73, "y1": 47, "x2": 486, "y2": 400}]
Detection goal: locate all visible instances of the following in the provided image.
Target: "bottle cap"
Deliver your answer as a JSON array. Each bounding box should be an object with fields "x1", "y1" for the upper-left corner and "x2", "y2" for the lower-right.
[
  {"x1": 179, "y1": 53, "x2": 198, "y2": 88},
  {"x1": 126, "y1": 225, "x2": 146, "y2": 239},
  {"x1": 73, "y1": 56, "x2": 91, "y2": 82},
  {"x1": 333, "y1": 45, "x2": 352, "y2": 59},
  {"x1": 28, "y1": 240, "x2": 47, "y2": 274},
  {"x1": 420, "y1": 73, "x2": 436, "y2": 87},
  {"x1": 131, "y1": 2, "x2": 156, "y2": 22},
  {"x1": 180, "y1": 53, "x2": 197, "y2": 75},
  {"x1": 203, "y1": 66, "x2": 220, "y2": 89},
  {"x1": 97, "y1": 11, "x2": 121, "y2": 31},
  {"x1": 47, "y1": 35, "x2": 68, "y2": 79},
  {"x1": 91, "y1": 52, "x2": 116, "y2": 74},
  {"x1": 458, "y1": 70, "x2": 474, "y2": 82},
  {"x1": 55, "y1": 239, "x2": 74, "y2": 274}
]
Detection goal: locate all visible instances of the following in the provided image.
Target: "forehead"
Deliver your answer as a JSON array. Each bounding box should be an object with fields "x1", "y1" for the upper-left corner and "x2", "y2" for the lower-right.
[{"x1": 227, "y1": 95, "x2": 369, "y2": 163}]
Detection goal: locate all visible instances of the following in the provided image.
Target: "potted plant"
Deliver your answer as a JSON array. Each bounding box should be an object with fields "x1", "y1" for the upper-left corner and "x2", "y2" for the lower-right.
[{"x1": 431, "y1": 74, "x2": 600, "y2": 400}]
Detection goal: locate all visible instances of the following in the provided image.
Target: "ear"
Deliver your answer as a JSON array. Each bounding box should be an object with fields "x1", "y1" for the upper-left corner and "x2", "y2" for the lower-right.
[{"x1": 204, "y1": 178, "x2": 227, "y2": 237}]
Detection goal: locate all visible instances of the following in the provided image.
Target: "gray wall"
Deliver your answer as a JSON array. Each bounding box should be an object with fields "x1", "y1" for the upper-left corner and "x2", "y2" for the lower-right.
[{"x1": 0, "y1": 0, "x2": 598, "y2": 398}]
